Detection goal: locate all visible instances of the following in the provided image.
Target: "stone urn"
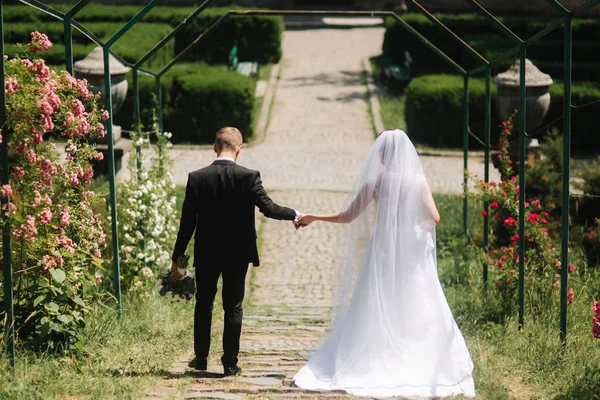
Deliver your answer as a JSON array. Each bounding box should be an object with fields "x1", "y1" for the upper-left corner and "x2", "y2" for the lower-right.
[
  {"x1": 496, "y1": 58, "x2": 553, "y2": 133},
  {"x1": 494, "y1": 59, "x2": 553, "y2": 172},
  {"x1": 74, "y1": 46, "x2": 130, "y2": 142},
  {"x1": 74, "y1": 46, "x2": 130, "y2": 174}
]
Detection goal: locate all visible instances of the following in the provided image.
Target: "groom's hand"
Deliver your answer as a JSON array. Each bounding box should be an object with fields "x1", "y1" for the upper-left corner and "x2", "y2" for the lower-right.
[{"x1": 171, "y1": 262, "x2": 184, "y2": 281}]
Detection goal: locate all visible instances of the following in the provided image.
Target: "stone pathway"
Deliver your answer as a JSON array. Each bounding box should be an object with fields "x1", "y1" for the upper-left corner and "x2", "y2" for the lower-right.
[{"x1": 141, "y1": 26, "x2": 498, "y2": 400}]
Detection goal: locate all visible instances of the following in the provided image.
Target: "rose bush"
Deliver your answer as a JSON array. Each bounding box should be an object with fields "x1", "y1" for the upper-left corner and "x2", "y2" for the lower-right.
[
  {"x1": 0, "y1": 32, "x2": 107, "y2": 352},
  {"x1": 465, "y1": 116, "x2": 577, "y2": 316},
  {"x1": 116, "y1": 114, "x2": 178, "y2": 294}
]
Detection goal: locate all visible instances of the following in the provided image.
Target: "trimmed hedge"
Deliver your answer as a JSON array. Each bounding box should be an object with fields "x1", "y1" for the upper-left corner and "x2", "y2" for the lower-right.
[
  {"x1": 383, "y1": 14, "x2": 600, "y2": 81},
  {"x1": 173, "y1": 8, "x2": 283, "y2": 64},
  {"x1": 5, "y1": 5, "x2": 284, "y2": 65},
  {"x1": 114, "y1": 64, "x2": 257, "y2": 144},
  {"x1": 404, "y1": 74, "x2": 600, "y2": 152},
  {"x1": 5, "y1": 22, "x2": 175, "y2": 68}
]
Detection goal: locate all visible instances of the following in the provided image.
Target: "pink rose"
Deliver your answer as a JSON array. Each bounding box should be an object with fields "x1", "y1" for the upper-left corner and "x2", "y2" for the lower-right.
[
  {"x1": 1, "y1": 184, "x2": 13, "y2": 197},
  {"x1": 39, "y1": 208, "x2": 52, "y2": 225},
  {"x1": 64, "y1": 112, "x2": 75, "y2": 126},
  {"x1": 59, "y1": 209, "x2": 70, "y2": 227},
  {"x1": 5, "y1": 76, "x2": 18, "y2": 95},
  {"x1": 39, "y1": 100, "x2": 53, "y2": 116},
  {"x1": 42, "y1": 116, "x2": 54, "y2": 131},
  {"x1": 94, "y1": 271, "x2": 102, "y2": 285},
  {"x1": 101, "y1": 110, "x2": 109, "y2": 121},
  {"x1": 96, "y1": 152, "x2": 104, "y2": 161},
  {"x1": 567, "y1": 288, "x2": 574, "y2": 306},
  {"x1": 1, "y1": 202, "x2": 17, "y2": 216},
  {"x1": 94, "y1": 122, "x2": 105, "y2": 138},
  {"x1": 71, "y1": 99, "x2": 85, "y2": 117},
  {"x1": 11, "y1": 166, "x2": 25, "y2": 181},
  {"x1": 28, "y1": 31, "x2": 53, "y2": 53}
]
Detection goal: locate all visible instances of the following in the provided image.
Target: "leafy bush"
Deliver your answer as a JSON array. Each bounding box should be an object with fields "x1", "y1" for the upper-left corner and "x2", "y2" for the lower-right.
[
  {"x1": 404, "y1": 74, "x2": 500, "y2": 148},
  {"x1": 0, "y1": 33, "x2": 107, "y2": 352},
  {"x1": 404, "y1": 74, "x2": 600, "y2": 152},
  {"x1": 174, "y1": 8, "x2": 283, "y2": 64},
  {"x1": 165, "y1": 66, "x2": 256, "y2": 142},
  {"x1": 4, "y1": 22, "x2": 175, "y2": 68},
  {"x1": 4, "y1": 5, "x2": 284, "y2": 65},
  {"x1": 465, "y1": 118, "x2": 575, "y2": 317},
  {"x1": 115, "y1": 64, "x2": 257, "y2": 143},
  {"x1": 117, "y1": 119, "x2": 178, "y2": 293},
  {"x1": 383, "y1": 14, "x2": 600, "y2": 81}
]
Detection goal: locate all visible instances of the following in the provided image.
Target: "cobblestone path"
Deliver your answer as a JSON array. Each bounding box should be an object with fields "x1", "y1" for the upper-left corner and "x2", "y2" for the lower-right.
[{"x1": 142, "y1": 26, "x2": 497, "y2": 400}]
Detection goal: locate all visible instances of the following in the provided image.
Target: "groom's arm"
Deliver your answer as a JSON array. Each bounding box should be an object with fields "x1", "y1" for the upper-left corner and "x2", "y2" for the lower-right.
[
  {"x1": 251, "y1": 171, "x2": 296, "y2": 221},
  {"x1": 172, "y1": 174, "x2": 198, "y2": 263}
]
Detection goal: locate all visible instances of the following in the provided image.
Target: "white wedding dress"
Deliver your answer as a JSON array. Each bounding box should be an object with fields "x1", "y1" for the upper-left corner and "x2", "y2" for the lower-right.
[{"x1": 294, "y1": 130, "x2": 476, "y2": 399}]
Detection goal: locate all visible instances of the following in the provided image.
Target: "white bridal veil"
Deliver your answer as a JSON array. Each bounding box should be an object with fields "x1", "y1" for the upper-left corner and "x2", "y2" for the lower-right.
[
  {"x1": 294, "y1": 129, "x2": 475, "y2": 398},
  {"x1": 331, "y1": 129, "x2": 438, "y2": 326}
]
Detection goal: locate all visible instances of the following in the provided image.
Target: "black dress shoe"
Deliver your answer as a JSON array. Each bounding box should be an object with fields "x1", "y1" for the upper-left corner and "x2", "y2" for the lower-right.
[
  {"x1": 223, "y1": 365, "x2": 242, "y2": 376},
  {"x1": 188, "y1": 357, "x2": 207, "y2": 370}
]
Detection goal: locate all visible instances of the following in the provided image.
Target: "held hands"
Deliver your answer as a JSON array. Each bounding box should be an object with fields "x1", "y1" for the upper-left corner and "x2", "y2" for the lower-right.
[{"x1": 293, "y1": 214, "x2": 315, "y2": 230}]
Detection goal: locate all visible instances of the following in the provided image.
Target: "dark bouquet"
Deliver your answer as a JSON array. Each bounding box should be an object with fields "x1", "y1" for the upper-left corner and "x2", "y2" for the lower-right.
[{"x1": 157, "y1": 255, "x2": 195, "y2": 302}]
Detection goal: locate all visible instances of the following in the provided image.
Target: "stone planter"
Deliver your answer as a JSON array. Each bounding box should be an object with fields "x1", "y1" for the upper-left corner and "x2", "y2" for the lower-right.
[
  {"x1": 74, "y1": 46, "x2": 130, "y2": 143},
  {"x1": 496, "y1": 58, "x2": 553, "y2": 134},
  {"x1": 494, "y1": 59, "x2": 552, "y2": 172},
  {"x1": 74, "y1": 46, "x2": 130, "y2": 175}
]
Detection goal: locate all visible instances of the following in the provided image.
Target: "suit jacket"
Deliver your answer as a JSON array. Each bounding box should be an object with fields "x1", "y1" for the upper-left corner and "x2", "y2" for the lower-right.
[{"x1": 172, "y1": 159, "x2": 296, "y2": 267}]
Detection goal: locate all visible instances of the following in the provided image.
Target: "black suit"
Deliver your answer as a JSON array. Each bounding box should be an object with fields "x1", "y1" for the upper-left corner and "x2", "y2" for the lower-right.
[{"x1": 172, "y1": 159, "x2": 296, "y2": 366}]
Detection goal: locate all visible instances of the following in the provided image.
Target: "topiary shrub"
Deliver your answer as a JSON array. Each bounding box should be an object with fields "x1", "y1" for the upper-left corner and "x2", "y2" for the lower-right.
[
  {"x1": 174, "y1": 8, "x2": 283, "y2": 64},
  {"x1": 404, "y1": 74, "x2": 600, "y2": 152},
  {"x1": 115, "y1": 64, "x2": 256, "y2": 144},
  {"x1": 383, "y1": 14, "x2": 600, "y2": 81}
]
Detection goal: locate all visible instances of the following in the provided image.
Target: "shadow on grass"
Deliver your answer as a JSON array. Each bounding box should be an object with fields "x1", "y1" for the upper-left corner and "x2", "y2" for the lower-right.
[{"x1": 108, "y1": 368, "x2": 226, "y2": 379}]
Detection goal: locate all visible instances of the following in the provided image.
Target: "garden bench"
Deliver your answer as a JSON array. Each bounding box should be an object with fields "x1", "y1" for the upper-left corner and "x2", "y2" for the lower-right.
[
  {"x1": 380, "y1": 51, "x2": 413, "y2": 90},
  {"x1": 229, "y1": 44, "x2": 259, "y2": 79}
]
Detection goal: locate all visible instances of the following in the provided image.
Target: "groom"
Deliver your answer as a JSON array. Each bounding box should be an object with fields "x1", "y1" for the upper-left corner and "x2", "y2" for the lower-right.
[{"x1": 171, "y1": 126, "x2": 300, "y2": 376}]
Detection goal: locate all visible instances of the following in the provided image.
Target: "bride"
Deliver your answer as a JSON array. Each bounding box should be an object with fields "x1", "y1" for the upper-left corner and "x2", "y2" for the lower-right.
[{"x1": 293, "y1": 129, "x2": 476, "y2": 399}]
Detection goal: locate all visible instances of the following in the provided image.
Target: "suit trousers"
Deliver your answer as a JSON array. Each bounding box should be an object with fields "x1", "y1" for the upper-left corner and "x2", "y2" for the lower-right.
[{"x1": 194, "y1": 260, "x2": 249, "y2": 367}]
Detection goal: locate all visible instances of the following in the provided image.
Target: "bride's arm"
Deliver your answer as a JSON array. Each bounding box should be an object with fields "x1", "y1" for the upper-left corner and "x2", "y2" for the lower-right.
[
  {"x1": 298, "y1": 184, "x2": 375, "y2": 226},
  {"x1": 422, "y1": 182, "x2": 440, "y2": 224}
]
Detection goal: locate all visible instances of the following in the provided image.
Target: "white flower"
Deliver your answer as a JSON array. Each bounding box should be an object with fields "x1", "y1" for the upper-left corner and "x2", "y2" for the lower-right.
[
  {"x1": 137, "y1": 253, "x2": 144, "y2": 260},
  {"x1": 140, "y1": 172, "x2": 148, "y2": 180},
  {"x1": 141, "y1": 267, "x2": 154, "y2": 277},
  {"x1": 166, "y1": 142, "x2": 173, "y2": 149},
  {"x1": 165, "y1": 291, "x2": 173, "y2": 298}
]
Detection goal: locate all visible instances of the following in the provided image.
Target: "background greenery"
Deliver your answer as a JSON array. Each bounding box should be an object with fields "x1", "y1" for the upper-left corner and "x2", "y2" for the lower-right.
[
  {"x1": 4, "y1": 4, "x2": 283, "y2": 143},
  {"x1": 382, "y1": 13, "x2": 600, "y2": 81},
  {"x1": 403, "y1": 74, "x2": 600, "y2": 152}
]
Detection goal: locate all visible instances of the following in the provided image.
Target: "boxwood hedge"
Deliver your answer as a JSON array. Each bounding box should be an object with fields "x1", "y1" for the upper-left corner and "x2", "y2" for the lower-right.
[
  {"x1": 4, "y1": 5, "x2": 283, "y2": 66},
  {"x1": 404, "y1": 74, "x2": 600, "y2": 153},
  {"x1": 383, "y1": 14, "x2": 600, "y2": 81},
  {"x1": 114, "y1": 64, "x2": 257, "y2": 144}
]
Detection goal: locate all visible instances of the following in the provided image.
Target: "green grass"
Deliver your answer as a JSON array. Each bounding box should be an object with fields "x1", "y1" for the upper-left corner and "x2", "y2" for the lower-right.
[
  {"x1": 0, "y1": 295, "x2": 195, "y2": 400},
  {"x1": 435, "y1": 193, "x2": 600, "y2": 400}
]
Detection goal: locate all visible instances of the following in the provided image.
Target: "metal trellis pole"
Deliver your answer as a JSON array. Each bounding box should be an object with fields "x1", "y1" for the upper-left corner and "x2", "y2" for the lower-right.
[
  {"x1": 102, "y1": 0, "x2": 158, "y2": 317},
  {"x1": 64, "y1": 0, "x2": 91, "y2": 75},
  {"x1": 559, "y1": 14, "x2": 573, "y2": 350},
  {"x1": 0, "y1": 0, "x2": 15, "y2": 368},
  {"x1": 483, "y1": 65, "x2": 491, "y2": 286},
  {"x1": 517, "y1": 45, "x2": 527, "y2": 330},
  {"x1": 463, "y1": 75, "x2": 469, "y2": 238}
]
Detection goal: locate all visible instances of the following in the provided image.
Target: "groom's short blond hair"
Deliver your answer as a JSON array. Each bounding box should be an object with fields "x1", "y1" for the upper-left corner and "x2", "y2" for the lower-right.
[{"x1": 215, "y1": 127, "x2": 243, "y2": 152}]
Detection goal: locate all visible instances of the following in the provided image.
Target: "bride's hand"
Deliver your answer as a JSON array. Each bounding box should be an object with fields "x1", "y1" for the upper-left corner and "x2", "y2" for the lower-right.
[{"x1": 297, "y1": 214, "x2": 315, "y2": 227}]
